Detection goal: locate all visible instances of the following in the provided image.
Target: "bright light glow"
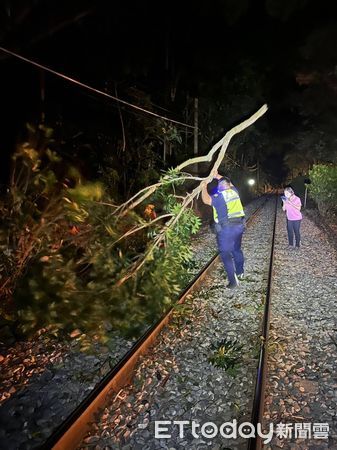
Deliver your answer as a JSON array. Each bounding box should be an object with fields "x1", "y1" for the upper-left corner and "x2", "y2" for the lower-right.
[{"x1": 248, "y1": 179, "x2": 255, "y2": 186}]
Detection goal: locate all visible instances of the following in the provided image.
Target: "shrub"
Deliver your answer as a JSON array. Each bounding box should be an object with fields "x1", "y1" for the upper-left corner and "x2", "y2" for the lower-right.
[
  {"x1": 0, "y1": 125, "x2": 201, "y2": 344},
  {"x1": 308, "y1": 164, "x2": 337, "y2": 216}
]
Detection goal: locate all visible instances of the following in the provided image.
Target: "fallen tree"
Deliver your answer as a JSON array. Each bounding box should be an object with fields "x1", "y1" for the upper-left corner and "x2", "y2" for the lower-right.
[
  {"x1": 110, "y1": 104, "x2": 268, "y2": 286},
  {"x1": 1, "y1": 104, "x2": 268, "y2": 343}
]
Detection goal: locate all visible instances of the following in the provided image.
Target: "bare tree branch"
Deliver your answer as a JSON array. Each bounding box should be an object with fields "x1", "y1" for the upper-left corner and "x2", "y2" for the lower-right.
[
  {"x1": 175, "y1": 104, "x2": 268, "y2": 171},
  {"x1": 114, "y1": 104, "x2": 268, "y2": 285},
  {"x1": 113, "y1": 175, "x2": 205, "y2": 218}
]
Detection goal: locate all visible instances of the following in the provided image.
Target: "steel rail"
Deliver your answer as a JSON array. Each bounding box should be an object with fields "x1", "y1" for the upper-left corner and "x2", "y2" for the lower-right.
[{"x1": 248, "y1": 195, "x2": 278, "y2": 450}]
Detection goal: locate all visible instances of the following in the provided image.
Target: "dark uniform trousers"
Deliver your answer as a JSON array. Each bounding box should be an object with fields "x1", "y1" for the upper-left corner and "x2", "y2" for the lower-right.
[{"x1": 216, "y1": 221, "x2": 245, "y2": 284}]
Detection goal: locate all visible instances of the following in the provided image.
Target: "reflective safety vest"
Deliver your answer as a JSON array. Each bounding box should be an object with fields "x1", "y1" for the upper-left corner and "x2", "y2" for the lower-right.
[{"x1": 213, "y1": 188, "x2": 245, "y2": 223}]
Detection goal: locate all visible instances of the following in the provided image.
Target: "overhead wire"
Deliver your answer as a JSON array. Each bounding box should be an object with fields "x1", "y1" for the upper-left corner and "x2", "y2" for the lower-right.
[{"x1": 0, "y1": 46, "x2": 195, "y2": 129}]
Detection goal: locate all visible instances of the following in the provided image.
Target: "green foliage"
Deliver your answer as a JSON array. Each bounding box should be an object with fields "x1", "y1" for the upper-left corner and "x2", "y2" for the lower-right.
[
  {"x1": 156, "y1": 120, "x2": 182, "y2": 145},
  {"x1": 170, "y1": 302, "x2": 193, "y2": 328},
  {"x1": 160, "y1": 167, "x2": 185, "y2": 184},
  {"x1": 208, "y1": 338, "x2": 243, "y2": 376},
  {"x1": 0, "y1": 125, "x2": 70, "y2": 302},
  {"x1": 1, "y1": 127, "x2": 201, "y2": 343},
  {"x1": 308, "y1": 164, "x2": 337, "y2": 216}
]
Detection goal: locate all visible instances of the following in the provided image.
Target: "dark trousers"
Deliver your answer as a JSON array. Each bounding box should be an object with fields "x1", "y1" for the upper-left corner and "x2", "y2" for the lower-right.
[
  {"x1": 216, "y1": 223, "x2": 245, "y2": 284},
  {"x1": 287, "y1": 219, "x2": 301, "y2": 247}
]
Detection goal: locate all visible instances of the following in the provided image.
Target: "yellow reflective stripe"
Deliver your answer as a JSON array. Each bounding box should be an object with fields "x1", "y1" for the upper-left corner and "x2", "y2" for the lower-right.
[
  {"x1": 222, "y1": 191, "x2": 239, "y2": 200},
  {"x1": 223, "y1": 190, "x2": 244, "y2": 218},
  {"x1": 228, "y1": 211, "x2": 245, "y2": 218},
  {"x1": 213, "y1": 189, "x2": 245, "y2": 223},
  {"x1": 225, "y1": 197, "x2": 240, "y2": 203},
  {"x1": 226, "y1": 198, "x2": 240, "y2": 204}
]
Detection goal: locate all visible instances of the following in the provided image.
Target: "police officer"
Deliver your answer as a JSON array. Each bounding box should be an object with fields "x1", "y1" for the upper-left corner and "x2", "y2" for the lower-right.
[{"x1": 201, "y1": 170, "x2": 245, "y2": 288}]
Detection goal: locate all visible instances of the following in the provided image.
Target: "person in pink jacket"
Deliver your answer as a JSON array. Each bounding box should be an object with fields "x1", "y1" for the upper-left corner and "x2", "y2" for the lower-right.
[{"x1": 282, "y1": 187, "x2": 302, "y2": 248}]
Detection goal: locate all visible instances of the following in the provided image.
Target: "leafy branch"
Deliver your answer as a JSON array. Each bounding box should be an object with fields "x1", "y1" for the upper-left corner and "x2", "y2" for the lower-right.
[{"x1": 114, "y1": 104, "x2": 268, "y2": 285}]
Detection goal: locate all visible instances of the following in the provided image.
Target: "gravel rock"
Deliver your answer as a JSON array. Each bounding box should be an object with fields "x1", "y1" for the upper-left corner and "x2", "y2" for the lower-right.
[
  {"x1": 262, "y1": 207, "x2": 337, "y2": 448},
  {"x1": 78, "y1": 197, "x2": 276, "y2": 449},
  {"x1": 0, "y1": 198, "x2": 265, "y2": 449}
]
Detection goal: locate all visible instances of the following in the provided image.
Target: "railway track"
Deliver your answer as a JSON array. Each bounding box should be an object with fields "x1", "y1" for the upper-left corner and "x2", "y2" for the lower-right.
[
  {"x1": 43, "y1": 195, "x2": 278, "y2": 450},
  {"x1": 248, "y1": 196, "x2": 277, "y2": 450}
]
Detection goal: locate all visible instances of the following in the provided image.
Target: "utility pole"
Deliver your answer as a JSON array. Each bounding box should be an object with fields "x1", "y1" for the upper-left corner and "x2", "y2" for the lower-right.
[
  {"x1": 193, "y1": 97, "x2": 198, "y2": 174},
  {"x1": 193, "y1": 97, "x2": 198, "y2": 156}
]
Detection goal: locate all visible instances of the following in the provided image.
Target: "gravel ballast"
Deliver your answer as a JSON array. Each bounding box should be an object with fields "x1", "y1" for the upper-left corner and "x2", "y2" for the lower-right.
[
  {"x1": 263, "y1": 207, "x2": 337, "y2": 449},
  {"x1": 78, "y1": 197, "x2": 277, "y2": 450},
  {"x1": 0, "y1": 198, "x2": 264, "y2": 449}
]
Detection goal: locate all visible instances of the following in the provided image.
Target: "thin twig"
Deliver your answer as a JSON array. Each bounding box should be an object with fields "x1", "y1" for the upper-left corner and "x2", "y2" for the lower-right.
[
  {"x1": 114, "y1": 175, "x2": 204, "y2": 218},
  {"x1": 113, "y1": 213, "x2": 173, "y2": 244}
]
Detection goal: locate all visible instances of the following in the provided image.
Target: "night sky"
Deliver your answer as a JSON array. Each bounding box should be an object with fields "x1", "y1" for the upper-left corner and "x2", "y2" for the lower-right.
[{"x1": 1, "y1": 0, "x2": 337, "y2": 186}]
